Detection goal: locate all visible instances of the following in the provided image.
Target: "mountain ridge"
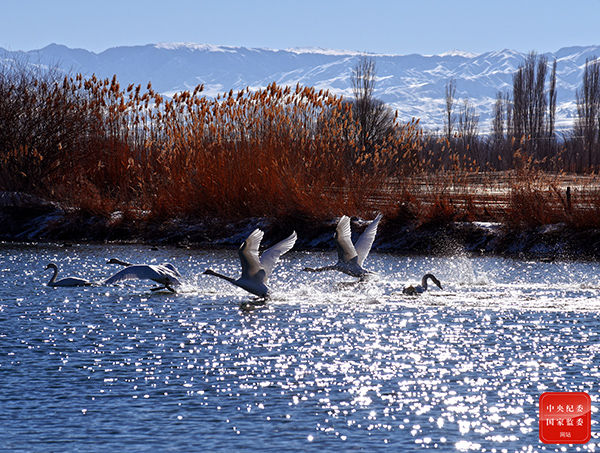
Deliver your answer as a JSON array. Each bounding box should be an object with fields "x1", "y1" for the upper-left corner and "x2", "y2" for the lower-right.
[{"x1": 2, "y1": 42, "x2": 599, "y2": 131}]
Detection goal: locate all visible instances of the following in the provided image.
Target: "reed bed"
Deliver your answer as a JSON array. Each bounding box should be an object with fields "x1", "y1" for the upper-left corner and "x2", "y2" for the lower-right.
[{"x1": 2, "y1": 65, "x2": 600, "y2": 229}]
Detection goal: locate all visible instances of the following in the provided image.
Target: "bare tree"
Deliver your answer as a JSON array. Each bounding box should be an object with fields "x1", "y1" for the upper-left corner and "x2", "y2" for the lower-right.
[
  {"x1": 504, "y1": 91, "x2": 513, "y2": 139},
  {"x1": 457, "y1": 99, "x2": 479, "y2": 150},
  {"x1": 547, "y1": 58, "x2": 557, "y2": 139},
  {"x1": 575, "y1": 56, "x2": 600, "y2": 167},
  {"x1": 511, "y1": 52, "x2": 548, "y2": 154},
  {"x1": 534, "y1": 56, "x2": 548, "y2": 142},
  {"x1": 492, "y1": 91, "x2": 505, "y2": 143},
  {"x1": 512, "y1": 67, "x2": 524, "y2": 139},
  {"x1": 444, "y1": 79, "x2": 456, "y2": 139},
  {"x1": 351, "y1": 55, "x2": 395, "y2": 153}
]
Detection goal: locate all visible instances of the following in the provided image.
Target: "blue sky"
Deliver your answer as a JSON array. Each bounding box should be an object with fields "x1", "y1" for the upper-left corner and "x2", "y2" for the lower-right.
[{"x1": 2, "y1": 0, "x2": 599, "y2": 55}]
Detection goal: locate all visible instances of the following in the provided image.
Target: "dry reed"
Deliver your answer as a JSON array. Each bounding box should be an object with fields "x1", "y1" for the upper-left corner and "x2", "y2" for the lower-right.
[{"x1": 2, "y1": 65, "x2": 600, "y2": 229}]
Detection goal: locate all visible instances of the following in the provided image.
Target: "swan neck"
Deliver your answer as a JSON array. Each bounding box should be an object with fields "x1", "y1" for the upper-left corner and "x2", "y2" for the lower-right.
[
  {"x1": 422, "y1": 273, "x2": 439, "y2": 290},
  {"x1": 48, "y1": 266, "x2": 58, "y2": 284},
  {"x1": 205, "y1": 269, "x2": 236, "y2": 284}
]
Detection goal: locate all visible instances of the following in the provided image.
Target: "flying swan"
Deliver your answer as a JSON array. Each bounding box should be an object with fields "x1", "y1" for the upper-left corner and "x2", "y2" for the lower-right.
[
  {"x1": 104, "y1": 260, "x2": 182, "y2": 292},
  {"x1": 106, "y1": 258, "x2": 182, "y2": 277},
  {"x1": 203, "y1": 229, "x2": 297, "y2": 298},
  {"x1": 304, "y1": 213, "x2": 382, "y2": 278},
  {"x1": 45, "y1": 262, "x2": 92, "y2": 287},
  {"x1": 402, "y1": 273, "x2": 443, "y2": 295}
]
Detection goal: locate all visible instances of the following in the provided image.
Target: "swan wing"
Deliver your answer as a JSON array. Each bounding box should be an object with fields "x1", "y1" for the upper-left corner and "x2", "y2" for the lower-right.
[
  {"x1": 335, "y1": 215, "x2": 357, "y2": 263},
  {"x1": 155, "y1": 264, "x2": 182, "y2": 283},
  {"x1": 161, "y1": 263, "x2": 182, "y2": 277},
  {"x1": 104, "y1": 265, "x2": 163, "y2": 285},
  {"x1": 260, "y1": 231, "x2": 297, "y2": 278},
  {"x1": 354, "y1": 213, "x2": 382, "y2": 266},
  {"x1": 239, "y1": 229, "x2": 264, "y2": 279}
]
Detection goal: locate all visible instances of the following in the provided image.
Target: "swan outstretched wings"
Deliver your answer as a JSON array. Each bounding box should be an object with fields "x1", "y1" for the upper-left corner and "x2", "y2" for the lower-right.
[
  {"x1": 335, "y1": 216, "x2": 358, "y2": 263},
  {"x1": 204, "y1": 228, "x2": 297, "y2": 298},
  {"x1": 354, "y1": 213, "x2": 383, "y2": 266},
  {"x1": 304, "y1": 214, "x2": 382, "y2": 278},
  {"x1": 105, "y1": 264, "x2": 181, "y2": 291},
  {"x1": 260, "y1": 231, "x2": 298, "y2": 279},
  {"x1": 107, "y1": 258, "x2": 182, "y2": 277},
  {"x1": 239, "y1": 229, "x2": 265, "y2": 280}
]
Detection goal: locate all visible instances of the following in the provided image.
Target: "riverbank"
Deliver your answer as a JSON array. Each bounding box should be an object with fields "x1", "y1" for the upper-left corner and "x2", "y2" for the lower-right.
[{"x1": 2, "y1": 191, "x2": 600, "y2": 260}]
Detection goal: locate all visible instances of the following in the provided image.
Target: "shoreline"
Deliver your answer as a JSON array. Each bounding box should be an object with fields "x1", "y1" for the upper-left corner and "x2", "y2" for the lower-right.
[{"x1": 2, "y1": 192, "x2": 600, "y2": 260}]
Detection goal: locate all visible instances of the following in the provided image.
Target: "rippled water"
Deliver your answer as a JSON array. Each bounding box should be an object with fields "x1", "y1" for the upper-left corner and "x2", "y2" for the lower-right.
[{"x1": 1, "y1": 243, "x2": 599, "y2": 452}]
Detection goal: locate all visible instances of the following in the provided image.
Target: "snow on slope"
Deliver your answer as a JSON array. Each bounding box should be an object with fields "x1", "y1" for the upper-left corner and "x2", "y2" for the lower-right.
[{"x1": 1, "y1": 42, "x2": 598, "y2": 131}]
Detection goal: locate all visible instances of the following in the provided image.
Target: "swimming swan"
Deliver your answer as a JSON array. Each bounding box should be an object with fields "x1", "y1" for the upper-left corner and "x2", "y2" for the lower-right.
[
  {"x1": 45, "y1": 263, "x2": 92, "y2": 287},
  {"x1": 203, "y1": 229, "x2": 297, "y2": 298},
  {"x1": 304, "y1": 213, "x2": 382, "y2": 278},
  {"x1": 104, "y1": 261, "x2": 182, "y2": 292},
  {"x1": 403, "y1": 273, "x2": 442, "y2": 295}
]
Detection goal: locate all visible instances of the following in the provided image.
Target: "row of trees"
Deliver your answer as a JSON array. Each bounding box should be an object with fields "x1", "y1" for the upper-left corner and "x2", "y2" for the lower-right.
[
  {"x1": 436, "y1": 52, "x2": 600, "y2": 171},
  {"x1": 332, "y1": 53, "x2": 600, "y2": 173}
]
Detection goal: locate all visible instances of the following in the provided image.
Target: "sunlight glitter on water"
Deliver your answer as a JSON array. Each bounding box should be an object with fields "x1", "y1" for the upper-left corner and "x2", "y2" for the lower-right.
[{"x1": 0, "y1": 243, "x2": 599, "y2": 451}]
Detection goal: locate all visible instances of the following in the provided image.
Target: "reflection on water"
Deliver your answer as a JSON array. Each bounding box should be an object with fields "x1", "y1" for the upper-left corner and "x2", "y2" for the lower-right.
[{"x1": 0, "y1": 243, "x2": 598, "y2": 451}]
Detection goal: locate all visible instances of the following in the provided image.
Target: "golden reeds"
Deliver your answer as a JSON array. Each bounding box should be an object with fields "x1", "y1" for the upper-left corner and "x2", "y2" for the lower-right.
[{"x1": 2, "y1": 65, "x2": 600, "y2": 229}]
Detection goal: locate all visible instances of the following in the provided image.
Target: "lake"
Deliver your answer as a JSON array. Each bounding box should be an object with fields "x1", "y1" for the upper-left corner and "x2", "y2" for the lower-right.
[{"x1": 0, "y1": 243, "x2": 598, "y2": 452}]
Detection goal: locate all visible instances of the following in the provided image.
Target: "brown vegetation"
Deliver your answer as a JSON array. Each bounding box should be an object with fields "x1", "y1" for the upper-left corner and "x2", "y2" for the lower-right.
[{"x1": 1, "y1": 61, "x2": 600, "y2": 231}]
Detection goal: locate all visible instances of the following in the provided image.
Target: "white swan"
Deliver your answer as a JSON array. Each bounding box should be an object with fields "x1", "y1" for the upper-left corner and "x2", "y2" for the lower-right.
[
  {"x1": 203, "y1": 229, "x2": 297, "y2": 298},
  {"x1": 45, "y1": 263, "x2": 92, "y2": 287},
  {"x1": 403, "y1": 273, "x2": 443, "y2": 295},
  {"x1": 104, "y1": 260, "x2": 182, "y2": 292},
  {"x1": 304, "y1": 213, "x2": 382, "y2": 278},
  {"x1": 107, "y1": 258, "x2": 182, "y2": 277}
]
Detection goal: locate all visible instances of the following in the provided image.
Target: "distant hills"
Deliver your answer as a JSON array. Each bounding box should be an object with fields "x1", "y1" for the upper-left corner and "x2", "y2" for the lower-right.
[{"x1": 2, "y1": 42, "x2": 599, "y2": 131}]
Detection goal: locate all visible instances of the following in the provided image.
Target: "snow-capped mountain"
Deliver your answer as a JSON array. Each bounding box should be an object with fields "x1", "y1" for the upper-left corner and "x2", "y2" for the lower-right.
[{"x1": 1, "y1": 42, "x2": 598, "y2": 131}]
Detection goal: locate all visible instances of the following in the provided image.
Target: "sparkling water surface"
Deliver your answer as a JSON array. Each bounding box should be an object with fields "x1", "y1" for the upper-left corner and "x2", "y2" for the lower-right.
[{"x1": 0, "y1": 243, "x2": 599, "y2": 452}]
